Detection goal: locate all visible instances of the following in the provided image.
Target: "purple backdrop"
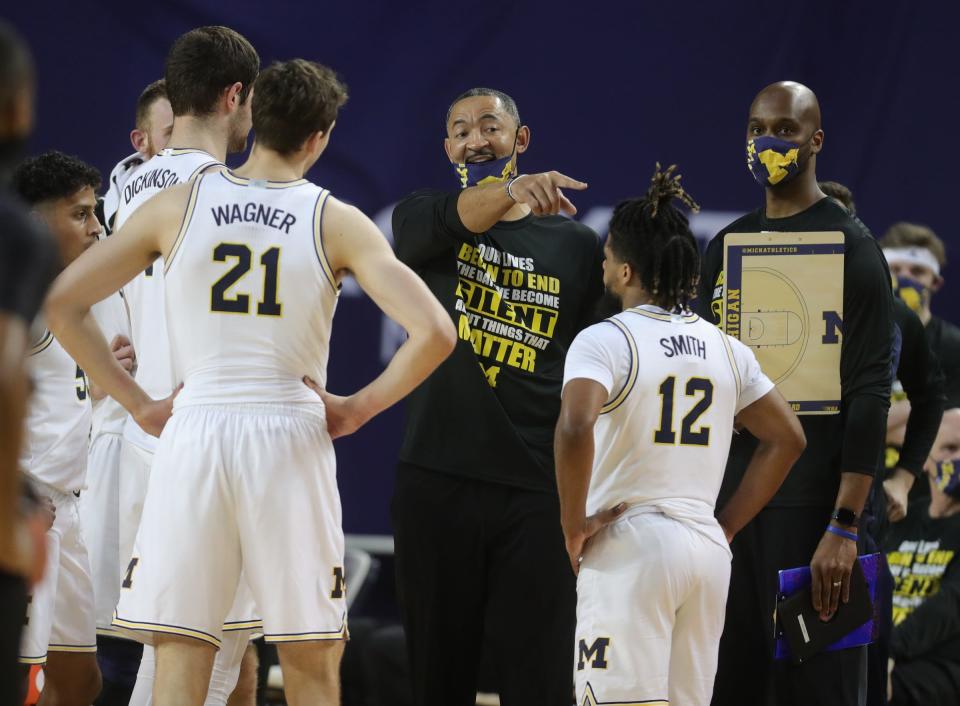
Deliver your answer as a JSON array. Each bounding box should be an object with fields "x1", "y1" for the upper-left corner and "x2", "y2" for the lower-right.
[{"x1": 7, "y1": 0, "x2": 958, "y2": 532}]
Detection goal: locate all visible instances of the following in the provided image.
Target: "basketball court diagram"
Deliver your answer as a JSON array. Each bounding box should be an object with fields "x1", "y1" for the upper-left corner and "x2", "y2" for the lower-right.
[{"x1": 723, "y1": 232, "x2": 845, "y2": 414}]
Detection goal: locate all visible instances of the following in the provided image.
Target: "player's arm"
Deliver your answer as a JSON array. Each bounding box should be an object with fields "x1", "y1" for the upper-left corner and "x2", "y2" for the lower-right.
[
  {"x1": 313, "y1": 198, "x2": 456, "y2": 437},
  {"x1": 44, "y1": 185, "x2": 192, "y2": 436},
  {"x1": 555, "y1": 324, "x2": 630, "y2": 575},
  {"x1": 717, "y1": 388, "x2": 805, "y2": 541},
  {"x1": 555, "y1": 378, "x2": 626, "y2": 576}
]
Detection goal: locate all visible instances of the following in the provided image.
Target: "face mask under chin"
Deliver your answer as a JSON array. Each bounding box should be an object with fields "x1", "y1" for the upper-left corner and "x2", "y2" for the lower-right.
[{"x1": 453, "y1": 131, "x2": 519, "y2": 189}]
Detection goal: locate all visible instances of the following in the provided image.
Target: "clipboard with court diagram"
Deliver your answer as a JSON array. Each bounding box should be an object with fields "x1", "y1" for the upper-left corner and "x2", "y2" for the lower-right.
[{"x1": 722, "y1": 231, "x2": 845, "y2": 415}]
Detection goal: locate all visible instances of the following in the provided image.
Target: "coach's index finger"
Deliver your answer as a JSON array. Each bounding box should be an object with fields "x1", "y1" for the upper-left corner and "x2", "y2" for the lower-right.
[{"x1": 550, "y1": 172, "x2": 588, "y2": 191}]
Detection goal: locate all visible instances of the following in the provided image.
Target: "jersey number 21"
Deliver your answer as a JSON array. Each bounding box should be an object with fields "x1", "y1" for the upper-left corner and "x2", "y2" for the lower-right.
[{"x1": 210, "y1": 243, "x2": 282, "y2": 317}]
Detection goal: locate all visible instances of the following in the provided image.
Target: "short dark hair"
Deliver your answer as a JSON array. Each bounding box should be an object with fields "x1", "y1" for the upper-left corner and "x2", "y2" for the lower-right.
[
  {"x1": 135, "y1": 79, "x2": 168, "y2": 130},
  {"x1": 446, "y1": 87, "x2": 521, "y2": 127},
  {"x1": 13, "y1": 151, "x2": 101, "y2": 205},
  {"x1": 0, "y1": 20, "x2": 33, "y2": 115},
  {"x1": 252, "y1": 59, "x2": 348, "y2": 156},
  {"x1": 880, "y1": 222, "x2": 947, "y2": 268},
  {"x1": 607, "y1": 164, "x2": 701, "y2": 312},
  {"x1": 165, "y1": 26, "x2": 259, "y2": 116},
  {"x1": 818, "y1": 181, "x2": 856, "y2": 214}
]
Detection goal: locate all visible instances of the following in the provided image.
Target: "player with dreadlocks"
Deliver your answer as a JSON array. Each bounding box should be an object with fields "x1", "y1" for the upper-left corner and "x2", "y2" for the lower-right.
[{"x1": 555, "y1": 163, "x2": 805, "y2": 706}]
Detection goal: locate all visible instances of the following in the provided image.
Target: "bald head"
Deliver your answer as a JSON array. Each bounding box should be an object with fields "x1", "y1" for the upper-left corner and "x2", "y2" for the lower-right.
[{"x1": 751, "y1": 81, "x2": 821, "y2": 131}]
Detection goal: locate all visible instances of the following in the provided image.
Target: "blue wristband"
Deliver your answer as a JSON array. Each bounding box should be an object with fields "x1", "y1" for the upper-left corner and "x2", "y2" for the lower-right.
[{"x1": 826, "y1": 524, "x2": 858, "y2": 541}]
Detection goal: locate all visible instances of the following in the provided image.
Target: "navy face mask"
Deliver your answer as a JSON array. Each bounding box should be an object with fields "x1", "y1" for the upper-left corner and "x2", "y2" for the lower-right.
[
  {"x1": 453, "y1": 131, "x2": 518, "y2": 189},
  {"x1": 895, "y1": 275, "x2": 928, "y2": 314},
  {"x1": 746, "y1": 135, "x2": 803, "y2": 187}
]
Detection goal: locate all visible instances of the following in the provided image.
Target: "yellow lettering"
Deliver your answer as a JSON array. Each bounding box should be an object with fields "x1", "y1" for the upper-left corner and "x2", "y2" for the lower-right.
[
  {"x1": 521, "y1": 346, "x2": 536, "y2": 372},
  {"x1": 480, "y1": 363, "x2": 500, "y2": 387}
]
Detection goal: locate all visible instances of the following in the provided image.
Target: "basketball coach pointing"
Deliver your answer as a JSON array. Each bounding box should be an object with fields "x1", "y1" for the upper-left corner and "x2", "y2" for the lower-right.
[{"x1": 391, "y1": 87, "x2": 604, "y2": 705}]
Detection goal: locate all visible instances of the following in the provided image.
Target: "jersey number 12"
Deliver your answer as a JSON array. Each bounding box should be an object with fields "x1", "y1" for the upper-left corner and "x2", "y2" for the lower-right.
[
  {"x1": 654, "y1": 376, "x2": 713, "y2": 446},
  {"x1": 210, "y1": 243, "x2": 282, "y2": 317}
]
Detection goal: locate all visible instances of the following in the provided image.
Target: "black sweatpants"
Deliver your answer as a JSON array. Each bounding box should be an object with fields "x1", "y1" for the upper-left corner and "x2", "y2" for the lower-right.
[
  {"x1": 711, "y1": 506, "x2": 867, "y2": 706},
  {"x1": 0, "y1": 570, "x2": 28, "y2": 706},
  {"x1": 392, "y1": 463, "x2": 576, "y2": 706}
]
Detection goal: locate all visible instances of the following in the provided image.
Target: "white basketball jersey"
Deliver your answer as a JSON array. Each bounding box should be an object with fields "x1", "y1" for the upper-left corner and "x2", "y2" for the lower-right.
[
  {"x1": 90, "y1": 291, "x2": 131, "y2": 440},
  {"x1": 165, "y1": 170, "x2": 339, "y2": 407},
  {"x1": 114, "y1": 148, "x2": 223, "y2": 451},
  {"x1": 21, "y1": 329, "x2": 93, "y2": 493},
  {"x1": 562, "y1": 305, "x2": 774, "y2": 547}
]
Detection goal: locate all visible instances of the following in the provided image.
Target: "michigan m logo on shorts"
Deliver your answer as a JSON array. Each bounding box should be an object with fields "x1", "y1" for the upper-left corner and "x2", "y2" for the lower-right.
[{"x1": 577, "y1": 637, "x2": 610, "y2": 670}]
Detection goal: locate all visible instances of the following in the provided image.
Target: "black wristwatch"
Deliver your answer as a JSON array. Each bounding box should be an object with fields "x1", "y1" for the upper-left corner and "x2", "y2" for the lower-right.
[{"x1": 831, "y1": 507, "x2": 859, "y2": 527}]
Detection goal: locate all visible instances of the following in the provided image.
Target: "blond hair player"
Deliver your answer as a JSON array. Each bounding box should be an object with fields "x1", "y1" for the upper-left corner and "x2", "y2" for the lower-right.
[{"x1": 46, "y1": 58, "x2": 455, "y2": 706}]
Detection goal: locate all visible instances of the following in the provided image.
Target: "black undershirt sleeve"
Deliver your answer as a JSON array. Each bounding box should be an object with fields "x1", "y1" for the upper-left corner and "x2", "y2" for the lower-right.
[
  {"x1": 694, "y1": 237, "x2": 723, "y2": 323},
  {"x1": 839, "y1": 239, "x2": 894, "y2": 475},
  {"x1": 392, "y1": 190, "x2": 476, "y2": 269},
  {"x1": 896, "y1": 302, "x2": 946, "y2": 477}
]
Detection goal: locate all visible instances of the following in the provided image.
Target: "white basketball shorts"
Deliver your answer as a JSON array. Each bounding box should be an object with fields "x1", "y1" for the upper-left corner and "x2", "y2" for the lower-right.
[
  {"x1": 113, "y1": 403, "x2": 345, "y2": 647},
  {"x1": 81, "y1": 432, "x2": 123, "y2": 633},
  {"x1": 575, "y1": 508, "x2": 731, "y2": 706},
  {"x1": 20, "y1": 484, "x2": 97, "y2": 664}
]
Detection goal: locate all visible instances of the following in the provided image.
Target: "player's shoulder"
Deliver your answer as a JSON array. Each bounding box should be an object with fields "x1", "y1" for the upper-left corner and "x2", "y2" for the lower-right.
[{"x1": 575, "y1": 315, "x2": 631, "y2": 345}]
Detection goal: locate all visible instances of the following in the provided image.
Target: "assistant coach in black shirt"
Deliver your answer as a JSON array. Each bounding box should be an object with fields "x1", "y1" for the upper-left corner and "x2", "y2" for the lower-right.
[
  {"x1": 698, "y1": 82, "x2": 894, "y2": 706},
  {"x1": 392, "y1": 87, "x2": 603, "y2": 705}
]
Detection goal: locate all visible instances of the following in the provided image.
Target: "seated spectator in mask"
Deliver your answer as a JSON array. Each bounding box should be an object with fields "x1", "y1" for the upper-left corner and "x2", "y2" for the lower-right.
[
  {"x1": 885, "y1": 408, "x2": 960, "y2": 706},
  {"x1": 880, "y1": 224, "x2": 960, "y2": 502}
]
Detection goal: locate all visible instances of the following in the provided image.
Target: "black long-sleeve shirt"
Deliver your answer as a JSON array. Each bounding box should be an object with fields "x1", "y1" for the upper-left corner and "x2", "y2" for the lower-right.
[
  {"x1": 926, "y1": 315, "x2": 960, "y2": 411},
  {"x1": 696, "y1": 197, "x2": 894, "y2": 507},
  {"x1": 886, "y1": 499, "x2": 960, "y2": 704},
  {"x1": 393, "y1": 190, "x2": 603, "y2": 491},
  {"x1": 892, "y1": 298, "x2": 945, "y2": 478}
]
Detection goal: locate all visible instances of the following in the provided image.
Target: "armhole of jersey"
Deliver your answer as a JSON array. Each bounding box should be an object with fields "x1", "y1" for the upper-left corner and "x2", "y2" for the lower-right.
[
  {"x1": 188, "y1": 160, "x2": 223, "y2": 182},
  {"x1": 717, "y1": 328, "x2": 743, "y2": 400},
  {"x1": 30, "y1": 329, "x2": 54, "y2": 356},
  {"x1": 163, "y1": 175, "x2": 205, "y2": 275},
  {"x1": 312, "y1": 189, "x2": 339, "y2": 293},
  {"x1": 600, "y1": 318, "x2": 639, "y2": 415}
]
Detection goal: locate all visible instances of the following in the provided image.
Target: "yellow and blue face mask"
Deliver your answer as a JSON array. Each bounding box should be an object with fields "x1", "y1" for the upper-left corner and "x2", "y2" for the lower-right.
[
  {"x1": 454, "y1": 130, "x2": 519, "y2": 189},
  {"x1": 935, "y1": 458, "x2": 960, "y2": 499},
  {"x1": 454, "y1": 151, "x2": 517, "y2": 189},
  {"x1": 895, "y1": 275, "x2": 928, "y2": 314},
  {"x1": 746, "y1": 136, "x2": 802, "y2": 187}
]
